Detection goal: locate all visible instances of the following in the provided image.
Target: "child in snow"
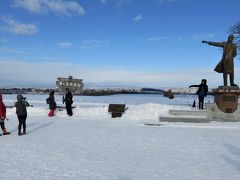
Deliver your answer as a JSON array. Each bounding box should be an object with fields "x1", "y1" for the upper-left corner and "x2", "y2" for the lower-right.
[
  {"x1": 15, "y1": 94, "x2": 30, "y2": 136},
  {"x1": 0, "y1": 94, "x2": 10, "y2": 135},
  {"x1": 47, "y1": 91, "x2": 56, "y2": 117}
]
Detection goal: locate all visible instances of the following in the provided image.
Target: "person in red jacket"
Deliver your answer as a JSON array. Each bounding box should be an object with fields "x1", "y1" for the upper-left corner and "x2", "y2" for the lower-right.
[{"x1": 0, "y1": 94, "x2": 10, "y2": 135}]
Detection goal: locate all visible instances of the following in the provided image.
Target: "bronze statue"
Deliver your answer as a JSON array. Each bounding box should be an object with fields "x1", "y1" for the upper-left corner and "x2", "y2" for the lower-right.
[{"x1": 202, "y1": 35, "x2": 238, "y2": 86}]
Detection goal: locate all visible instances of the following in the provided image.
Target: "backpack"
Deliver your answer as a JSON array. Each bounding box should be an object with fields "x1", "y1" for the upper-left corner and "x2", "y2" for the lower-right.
[{"x1": 46, "y1": 97, "x2": 51, "y2": 104}]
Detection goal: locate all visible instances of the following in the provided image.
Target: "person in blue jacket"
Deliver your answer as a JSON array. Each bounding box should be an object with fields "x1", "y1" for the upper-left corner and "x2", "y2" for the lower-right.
[{"x1": 189, "y1": 79, "x2": 208, "y2": 110}]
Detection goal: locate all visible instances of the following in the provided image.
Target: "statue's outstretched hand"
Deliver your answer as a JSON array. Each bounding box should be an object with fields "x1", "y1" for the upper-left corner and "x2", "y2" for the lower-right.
[{"x1": 202, "y1": 40, "x2": 207, "y2": 44}]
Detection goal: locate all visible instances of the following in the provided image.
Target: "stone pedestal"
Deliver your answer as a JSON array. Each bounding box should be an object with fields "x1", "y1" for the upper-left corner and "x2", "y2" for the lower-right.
[{"x1": 212, "y1": 86, "x2": 240, "y2": 113}]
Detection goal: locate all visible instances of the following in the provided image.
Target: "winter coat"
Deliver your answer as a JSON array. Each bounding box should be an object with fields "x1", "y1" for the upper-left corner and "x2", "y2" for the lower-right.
[
  {"x1": 189, "y1": 84, "x2": 208, "y2": 97},
  {"x1": 0, "y1": 95, "x2": 6, "y2": 122},
  {"x1": 208, "y1": 41, "x2": 237, "y2": 74},
  {"x1": 64, "y1": 91, "x2": 73, "y2": 105},
  {"x1": 48, "y1": 95, "x2": 56, "y2": 110},
  {"x1": 15, "y1": 94, "x2": 30, "y2": 116}
]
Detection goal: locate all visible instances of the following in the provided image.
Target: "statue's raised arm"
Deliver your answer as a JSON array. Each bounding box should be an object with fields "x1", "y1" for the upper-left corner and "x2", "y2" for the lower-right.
[{"x1": 202, "y1": 40, "x2": 224, "y2": 48}]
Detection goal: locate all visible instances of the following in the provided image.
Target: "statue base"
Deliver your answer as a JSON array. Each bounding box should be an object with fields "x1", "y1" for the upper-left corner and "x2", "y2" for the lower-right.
[{"x1": 212, "y1": 86, "x2": 240, "y2": 113}]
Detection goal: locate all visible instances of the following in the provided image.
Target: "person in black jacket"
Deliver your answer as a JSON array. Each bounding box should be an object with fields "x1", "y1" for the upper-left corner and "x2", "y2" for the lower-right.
[
  {"x1": 47, "y1": 91, "x2": 56, "y2": 117},
  {"x1": 189, "y1": 79, "x2": 208, "y2": 110},
  {"x1": 63, "y1": 88, "x2": 73, "y2": 116},
  {"x1": 15, "y1": 94, "x2": 30, "y2": 135}
]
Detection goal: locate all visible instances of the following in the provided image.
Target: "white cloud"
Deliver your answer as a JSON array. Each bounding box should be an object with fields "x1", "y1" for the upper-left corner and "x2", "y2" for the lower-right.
[
  {"x1": 155, "y1": 0, "x2": 177, "y2": 4},
  {"x1": 133, "y1": 14, "x2": 143, "y2": 22},
  {"x1": 147, "y1": 36, "x2": 168, "y2": 41},
  {"x1": 177, "y1": 37, "x2": 184, "y2": 41},
  {"x1": 0, "y1": 60, "x2": 234, "y2": 87},
  {"x1": 80, "y1": 40, "x2": 110, "y2": 49},
  {"x1": 193, "y1": 33, "x2": 216, "y2": 40},
  {"x1": 100, "y1": 0, "x2": 130, "y2": 7},
  {"x1": 0, "y1": 38, "x2": 8, "y2": 43},
  {"x1": 56, "y1": 42, "x2": 73, "y2": 48},
  {"x1": 115, "y1": 0, "x2": 130, "y2": 7},
  {"x1": 1, "y1": 16, "x2": 37, "y2": 35},
  {"x1": 0, "y1": 47, "x2": 29, "y2": 54},
  {"x1": 100, "y1": 0, "x2": 108, "y2": 4},
  {"x1": 13, "y1": 0, "x2": 85, "y2": 16},
  {"x1": 144, "y1": 36, "x2": 184, "y2": 42}
]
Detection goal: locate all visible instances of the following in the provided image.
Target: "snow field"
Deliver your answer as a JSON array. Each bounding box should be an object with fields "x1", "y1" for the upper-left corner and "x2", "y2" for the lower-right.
[{"x1": 0, "y1": 95, "x2": 240, "y2": 180}]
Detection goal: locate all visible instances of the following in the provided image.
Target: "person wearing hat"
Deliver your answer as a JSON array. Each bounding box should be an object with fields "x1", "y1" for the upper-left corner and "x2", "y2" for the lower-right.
[
  {"x1": 202, "y1": 34, "x2": 238, "y2": 86},
  {"x1": 63, "y1": 88, "x2": 73, "y2": 116},
  {"x1": 0, "y1": 94, "x2": 10, "y2": 135},
  {"x1": 15, "y1": 94, "x2": 30, "y2": 136}
]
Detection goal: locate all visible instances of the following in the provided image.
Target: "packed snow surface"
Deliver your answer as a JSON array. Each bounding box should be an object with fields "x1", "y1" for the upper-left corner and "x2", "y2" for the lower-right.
[{"x1": 0, "y1": 94, "x2": 240, "y2": 180}]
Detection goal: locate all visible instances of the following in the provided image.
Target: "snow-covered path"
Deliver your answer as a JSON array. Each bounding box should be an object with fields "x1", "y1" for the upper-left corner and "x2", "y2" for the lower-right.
[{"x1": 1, "y1": 104, "x2": 240, "y2": 180}]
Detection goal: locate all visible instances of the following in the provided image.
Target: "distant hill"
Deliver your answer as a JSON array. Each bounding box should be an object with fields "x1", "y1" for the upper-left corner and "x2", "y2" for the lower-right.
[{"x1": 141, "y1": 88, "x2": 164, "y2": 93}]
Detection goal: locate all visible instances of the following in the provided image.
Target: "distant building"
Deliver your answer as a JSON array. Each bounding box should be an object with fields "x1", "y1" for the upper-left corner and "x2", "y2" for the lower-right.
[{"x1": 56, "y1": 76, "x2": 84, "y2": 94}]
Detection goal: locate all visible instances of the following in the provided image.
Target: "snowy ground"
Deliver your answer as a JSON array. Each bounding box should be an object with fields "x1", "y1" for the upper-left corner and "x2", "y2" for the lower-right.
[{"x1": 0, "y1": 94, "x2": 240, "y2": 180}]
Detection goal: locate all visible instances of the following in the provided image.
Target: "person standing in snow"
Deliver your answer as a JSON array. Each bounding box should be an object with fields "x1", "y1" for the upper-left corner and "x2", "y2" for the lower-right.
[
  {"x1": 189, "y1": 79, "x2": 208, "y2": 110},
  {"x1": 47, "y1": 90, "x2": 56, "y2": 117},
  {"x1": 15, "y1": 94, "x2": 30, "y2": 136},
  {"x1": 63, "y1": 88, "x2": 73, "y2": 116},
  {"x1": 0, "y1": 94, "x2": 10, "y2": 136}
]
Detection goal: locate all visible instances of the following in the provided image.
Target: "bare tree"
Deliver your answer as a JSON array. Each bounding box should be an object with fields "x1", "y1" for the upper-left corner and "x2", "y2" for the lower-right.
[{"x1": 230, "y1": 22, "x2": 240, "y2": 52}]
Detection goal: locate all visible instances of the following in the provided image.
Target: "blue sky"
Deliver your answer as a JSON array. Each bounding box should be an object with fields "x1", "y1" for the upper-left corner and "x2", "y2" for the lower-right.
[{"x1": 0, "y1": 0, "x2": 240, "y2": 88}]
